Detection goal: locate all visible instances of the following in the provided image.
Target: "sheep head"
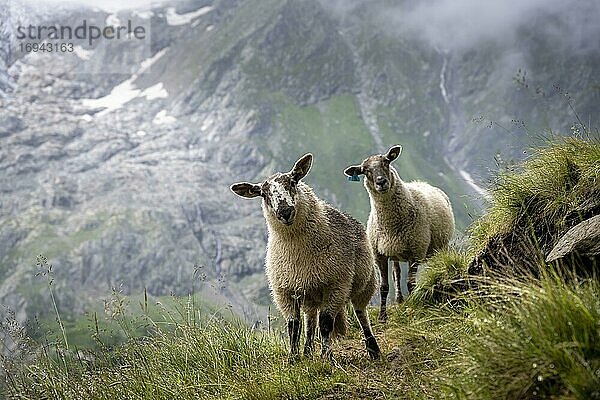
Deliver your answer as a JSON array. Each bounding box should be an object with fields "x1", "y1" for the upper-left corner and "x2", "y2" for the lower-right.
[
  {"x1": 230, "y1": 153, "x2": 313, "y2": 226},
  {"x1": 344, "y1": 145, "x2": 402, "y2": 194}
]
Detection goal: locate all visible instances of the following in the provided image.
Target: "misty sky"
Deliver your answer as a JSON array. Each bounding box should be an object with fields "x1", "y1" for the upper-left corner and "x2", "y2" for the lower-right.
[
  {"x1": 390, "y1": 0, "x2": 600, "y2": 54},
  {"x1": 322, "y1": 0, "x2": 600, "y2": 54},
  {"x1": 20, "y1": 0, "x2": 154, "y2": 12},
  {"x1": 386, "y1": 0, "x2": 600, "y2": 53}
]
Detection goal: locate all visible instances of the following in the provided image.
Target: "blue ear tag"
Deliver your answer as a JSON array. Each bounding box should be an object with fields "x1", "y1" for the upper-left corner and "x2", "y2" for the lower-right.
[{"x1": 348, "y1": 172, "x2": 360, "y2": 182}]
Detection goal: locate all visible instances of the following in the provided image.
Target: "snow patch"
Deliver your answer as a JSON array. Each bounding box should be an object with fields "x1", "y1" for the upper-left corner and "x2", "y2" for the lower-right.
[
  {"x1": 106, "y1": 14, "x2": 120, "y2": 26},
  {"x1": 73, "y1": 46, "x2": 93, "y2": 60},
  {"x1": 206, "y1": 24, "x2": 214, "y2": 32},
  {"x1": 153, "y1": 110, "x2": 176, "y2": 125},
  {"x1": 79, "y1": 48, "x2": 169, "y2": 116},
  {"x1": 166, "y1": 6, "x2": 213, "y2": 26},
  {"x1": 459, "y1": 169, "x2": 490, "y2": 199},
  {"x1": 439, "y1": 55, "x2": 450, "y2": 105},
  {"x1": 191, "y1": 18, "x2": 202, "y2": 28},
  {"x1": 133, "y1": 10, "x2": 153, "y2": 19},
  {"x1": 142, "y1": 82, "x2": 168, "y2": 100},
  {"x1": 139, "y1": 47, "x2": 168, "y2": 73},
  {"x1": 81, "y1": 79, "x2": 141, "y2": 115},
  {"x1": 200, "y1": 115, "x2": 214, "y2": 131}
]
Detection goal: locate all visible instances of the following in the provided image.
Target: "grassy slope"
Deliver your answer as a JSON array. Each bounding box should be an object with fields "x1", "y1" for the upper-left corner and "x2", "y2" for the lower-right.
[
  {"x1": 3, "y1": 273, "x2": 599, "y2": 399},
  {"x1": 470, "y1": 135, "x2": 600, "y2": 253}
]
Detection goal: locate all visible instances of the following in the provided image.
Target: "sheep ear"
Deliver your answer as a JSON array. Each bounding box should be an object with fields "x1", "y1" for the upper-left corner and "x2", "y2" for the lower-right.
[
  {"x1": 385, "y1": 145, "x2": 402, "y2": 162},
  {"x1": 291, "y1": 153, "x2": 313, "y2": 181},
  {"x1": 230, "y1": 182, "x2": 262, "y2": 199},
  {"x1": 344, "y1": 165, "x2": 363, "y2": 177}
]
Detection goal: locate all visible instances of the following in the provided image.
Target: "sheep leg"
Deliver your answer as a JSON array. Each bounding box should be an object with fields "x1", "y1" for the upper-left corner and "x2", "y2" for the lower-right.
[
  {"x1": 406, "y1": 260, "x2": 418, "y2": 295},
  {"x1": 376, "y1": 253, "x2": 389, "y2": 323},
  {"x1": 287, "y1": 317, "x2": 301, "y2": 358},
  {"x1": 303, "y1": 310, "x2": 317, "y2": 356},
  {"x1": 353, "y1": 305, "x2": 380, "y2": 359},
  {"x1": 286, "y1": 298, "x2": 302, "y2": 359},
  {"x1": 393, "y1": 261, "x2": 403, "y2": 303},
  {"x1": 319, "y1": 311, "x2": 334, "y2": 359}
]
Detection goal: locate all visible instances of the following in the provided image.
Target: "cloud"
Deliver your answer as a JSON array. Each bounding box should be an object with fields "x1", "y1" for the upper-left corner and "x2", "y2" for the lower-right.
[
  {"x1": 19, "y1": 0, "x2": 154, "y2": 12},
  {"x1": 320, "y1": 0, "x2": 600, "y2": 54},
  {"x1": 376, "y1": 0, "x2": 600, "y2": 53}
]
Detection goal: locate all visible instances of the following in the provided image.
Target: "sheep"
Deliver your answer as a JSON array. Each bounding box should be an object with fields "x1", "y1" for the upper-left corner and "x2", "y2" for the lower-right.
[
  {"x1": 344, "y1": 145, "x2": 455, "y2": 322},
  {"x1": 230, "y1": 153, "x2": 380, "y2": 360}
]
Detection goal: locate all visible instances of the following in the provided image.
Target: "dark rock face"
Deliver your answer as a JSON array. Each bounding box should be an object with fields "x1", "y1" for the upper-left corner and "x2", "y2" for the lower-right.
[{"x1": 1, "y1": 0, "x2": 599, "y2": 323}]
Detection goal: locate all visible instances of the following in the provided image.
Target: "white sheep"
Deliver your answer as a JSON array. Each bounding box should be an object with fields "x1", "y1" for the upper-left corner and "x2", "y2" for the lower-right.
[
  {"x1": 231, "y1": 153, "x2": 380, "y2": 359},
  {"x1": 344, "y1": 145, "x2": 455, "y2": 322}
]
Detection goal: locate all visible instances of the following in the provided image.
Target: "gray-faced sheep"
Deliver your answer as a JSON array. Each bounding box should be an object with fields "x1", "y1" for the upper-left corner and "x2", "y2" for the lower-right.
[
  {"x1": 231, "y1": 153, "x2": 380, "y2": 360},
  {"x1": 344, "y1": 145, "x2": 455, "y2": 322}
]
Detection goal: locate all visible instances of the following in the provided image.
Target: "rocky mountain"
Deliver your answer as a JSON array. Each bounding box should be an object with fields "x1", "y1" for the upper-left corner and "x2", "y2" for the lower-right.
[{"x1": 1, "y1": 0, "x2": 598, "y2": 326}]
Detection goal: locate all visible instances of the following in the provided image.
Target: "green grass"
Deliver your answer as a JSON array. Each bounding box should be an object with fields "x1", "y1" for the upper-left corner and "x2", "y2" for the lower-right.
[
  {"x1": 411, "y1": 250, "x2": 471, "y2": 306},
  {"x1": 439, "y1": 275, "x2": 600, "y2": 399},
  {"x1": 5, "y1": 320, "x2": 346, "y2": 399},
  {"x1": 470, "y1": 135, "x2": 600, "y2": 254},
  {"x1": 3, "y1": 286, "x2": 347, "y2": 400},
  {"x1": 3, "y1": 269, "x2": 600, "y2": 399},
  {"x1": 28, "y1": 292, "x2": 228, "y2": 350}
]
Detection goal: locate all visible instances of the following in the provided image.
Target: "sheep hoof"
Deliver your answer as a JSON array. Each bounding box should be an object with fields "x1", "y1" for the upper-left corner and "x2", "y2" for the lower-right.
[
  {"x1": 377, "y1": 311, "x2": 387, "y2": 323},
  {"x1": 366, "y1": 337, "x2": 380, "y2": 360}
]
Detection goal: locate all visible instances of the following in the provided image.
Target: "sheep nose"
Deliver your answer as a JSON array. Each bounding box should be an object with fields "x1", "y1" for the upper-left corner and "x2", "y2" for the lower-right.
[
  {"x1": 375, "y1": 176, "x2": 387, "y2": 185},
  {"x1": 279, "y1": 206, "x2": 295, "y2": 223}
]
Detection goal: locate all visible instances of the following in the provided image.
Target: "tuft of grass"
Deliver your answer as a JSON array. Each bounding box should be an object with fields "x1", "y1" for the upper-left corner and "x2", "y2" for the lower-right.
[
  {"x1": 471, "y1": 136, "x2": 600, "y2": 253},
  {"x1": 438, "y1": 275, "x2": 600, "y2": 399},
  {"x1": 468, "y1": 136, "x2": 600, "y2": 276},
  {"x1": 411, "y1": 250, "x2": 471, "y2": 305}
]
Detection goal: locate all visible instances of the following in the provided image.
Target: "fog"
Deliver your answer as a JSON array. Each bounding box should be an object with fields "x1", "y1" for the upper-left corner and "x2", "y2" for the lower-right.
[
  {"x1": 323, "y1": 0, "x2": 600, "y2": 54},
  {"x1": 16, "y1": 0, "x2": 153, "y2": 12}
]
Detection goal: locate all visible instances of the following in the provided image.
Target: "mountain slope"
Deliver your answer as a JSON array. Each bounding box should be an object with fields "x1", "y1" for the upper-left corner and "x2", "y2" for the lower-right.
[{"x1": 0, "y1": 0, "x2": 598, "y2": 325}]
